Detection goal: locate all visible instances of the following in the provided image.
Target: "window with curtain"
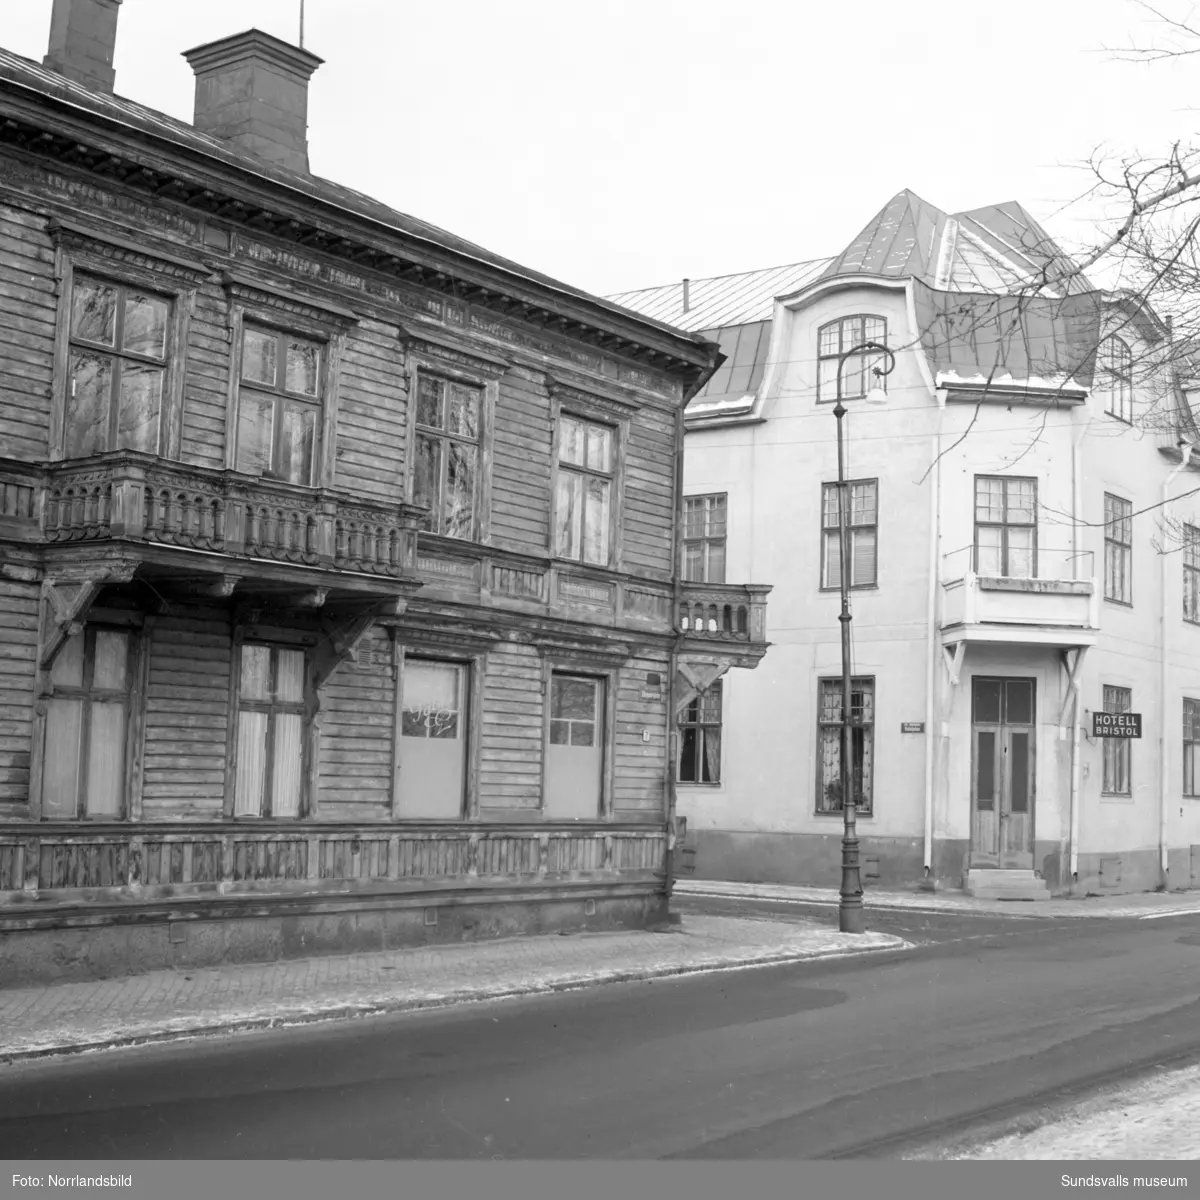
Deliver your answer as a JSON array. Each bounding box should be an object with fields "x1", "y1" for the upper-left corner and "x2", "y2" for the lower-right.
[
  {"x1": 1104, "y1": 493, "x2": 1132, "y2": 604},
  {"x1": 1102, "y1": 685, "x2": 1132, "y2": 796},
  {"x1": 41, "y1": 626, "x2": 134, "y2": 819},
  {"x1": 234, "y1": 644, "x2": 308, "y2": 819},
  {"x1": 974, "y1": 476, "x2": 1037, "y2": 579},
  {"x1": 235, "y1": 324, "x2": 324, "y2": 486},
  {"x1": 816, "y1": 315, "x2": 888, "y2": 403},
  {"x1": 65, "y1": 273, "x2": 171, "y2": 458},
  {"x1": 554, "y1": 413, "x2": 615, "y2": 565},
  {"x1": 683, "y1": 494, "x2": 727, "y2": 583},
  {"x1": 1185, "y1": 525, "x2": 1200, "y2": 624},
  {"x1": 677, "y1": 682, "x2": 722, "y2": 784},
  {"x1": 816, "y1": 677, "x2": 874, "y2": 815},
  {"x1": 1098, "y1": 336, "x2": 1133, "y2": 423},
  {"x1": 1184, "y1": 698, "x2": 1200, "y2": 798},
  {"x1": 822, "y1": 480, "x2": 878, "y2": 589},
  {"x1": 412, "y1": 373, "x2": 481, "y2": 540}
]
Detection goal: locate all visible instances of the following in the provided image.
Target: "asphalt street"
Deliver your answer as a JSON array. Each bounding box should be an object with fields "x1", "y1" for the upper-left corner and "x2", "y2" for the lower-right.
[{"x1": 1, "y1": 897, "x2": 1198, "y2": 1159}]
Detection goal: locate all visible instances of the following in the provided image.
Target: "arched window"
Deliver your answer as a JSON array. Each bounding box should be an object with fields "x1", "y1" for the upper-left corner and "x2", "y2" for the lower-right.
[
  {"x1": 817, "y1": 315, "x2": 888, "y2": 402},
  {"x1": 1098, "y1": 336, "x2": 1133, "y2": 423}
]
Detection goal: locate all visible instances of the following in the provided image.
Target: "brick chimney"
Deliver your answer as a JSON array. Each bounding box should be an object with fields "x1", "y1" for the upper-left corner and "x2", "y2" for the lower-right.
[
  {"x1": 183, "y1": 30, "x2": 323, "y2": 174},
  {"x1": 43, "y1": 0, "x2": 123, "y2": 94}
]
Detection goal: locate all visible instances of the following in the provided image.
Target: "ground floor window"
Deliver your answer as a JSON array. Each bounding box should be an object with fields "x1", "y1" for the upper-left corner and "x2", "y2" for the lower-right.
[
  {"x1": 816, "y1": 676, "x2": 874, "y2": 815},
  {"x1": 544, "y1": 672, "x2": 605, "y2": 819},
  {"x1": 1101, "y1": 685, "x2": 1132, "y2": 796},
  {"x1": 1185, "y1": 698, "x2": 1200, "y2": 797},
  {"x1": 233, "y1": 643, "x2": 307, "y2": 818},
  {"x1": 678, "y1": 683, "x2": 722, "y2": 784},
  {"x1": 41, "y1": 626, "x2": 135, "y2": 819},
  {"x1": 398, "y1": 657, "x2": 469, "y2": 819}
]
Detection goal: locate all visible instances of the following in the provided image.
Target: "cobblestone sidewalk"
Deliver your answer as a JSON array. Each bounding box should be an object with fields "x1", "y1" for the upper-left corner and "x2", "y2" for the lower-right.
[
  {"x1": 0, "y1": 914, "x2": 908, "y2": 1063},
  {"x1": 676, "y1": 878, "x2": 1200, "y2": 919},
  {"x1": 918, "y1": 1063, "x2": 1200, "y2": 1159}
]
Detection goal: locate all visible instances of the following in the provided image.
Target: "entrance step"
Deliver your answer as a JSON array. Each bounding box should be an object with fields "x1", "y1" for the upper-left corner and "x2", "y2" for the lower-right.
[{"x1": 965, "y1": 869, "x2": 1051, "y2": 901}]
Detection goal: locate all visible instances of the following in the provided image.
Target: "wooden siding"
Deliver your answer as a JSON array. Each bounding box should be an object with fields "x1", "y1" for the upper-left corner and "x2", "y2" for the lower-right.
[
  {"x1": 335, "y1": 317, "x2": 407, "y2": 500},
  {"x1": 622, "y1": 407, "x2": 677, "y2": 577},
  {"x1": 0, "y1": 205, "x2": 56, "y2": 461},
  {"x1": 180, "y1": 280, "x2": 232, "y2": 468},
  {"x1": 492, "y1": 366, "x2": 552, "y2": 554},
  {"x1": 479, "y1": 641, "x2": 544, "y2": 810},
  {"x1": 317, "y1": 626, "x2": 394, "y2": 819},
  {"x1": 140, "y1": 609, "x2": 231, "y2": 820},
  {"x1": 0, "y1": 578, "x2": 37, "y2": 812},
  {"x1": 614, "y1": 653, "x2": 670, "y2": 817}
]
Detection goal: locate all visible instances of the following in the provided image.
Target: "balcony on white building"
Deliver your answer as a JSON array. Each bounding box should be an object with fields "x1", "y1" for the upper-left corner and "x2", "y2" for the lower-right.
[{"x1": 940, "y1": 545, "x2": 1099, "y2": 646}]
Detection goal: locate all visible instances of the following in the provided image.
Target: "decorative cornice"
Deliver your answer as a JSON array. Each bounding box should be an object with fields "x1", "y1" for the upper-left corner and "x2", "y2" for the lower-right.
[
  {"x1": 221, "y1": 270, "x2": 359, "y2": 327},
  {"x1": 399, "y1": 321, "x2": 511, "y2": 377},
  {"x1": 547, "y1": 372, "x2": 642, "y2": 417},
  {"x1": 48, "y1": 216, "x2": 212, "y2": 281}
]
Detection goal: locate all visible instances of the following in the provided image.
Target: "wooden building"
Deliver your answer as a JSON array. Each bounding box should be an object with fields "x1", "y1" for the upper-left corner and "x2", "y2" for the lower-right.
[{"x1": 0, "y1": 2, "x2": 770, "y2": 983}]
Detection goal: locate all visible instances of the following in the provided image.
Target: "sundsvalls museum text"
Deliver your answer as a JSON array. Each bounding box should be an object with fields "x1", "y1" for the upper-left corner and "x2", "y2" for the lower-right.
[
  {"x1": 1062, "y1": 1176, "x2": 1189, "y2": 1188},
  {"x1": 12, "y1": 1176, "x2": 132, "y2": 1188}
]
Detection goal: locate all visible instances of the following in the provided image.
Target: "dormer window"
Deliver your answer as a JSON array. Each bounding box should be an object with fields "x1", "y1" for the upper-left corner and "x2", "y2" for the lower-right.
[
  {"x1": 1098, "y1": 336, "x2": 1133, "y2": 424},
  {"x1": 817, "y1": 315, "x2": 888, "y2": 403}
]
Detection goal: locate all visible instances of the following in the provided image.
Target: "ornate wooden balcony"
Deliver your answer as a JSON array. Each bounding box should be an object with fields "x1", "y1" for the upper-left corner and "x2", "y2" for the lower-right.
[
  {"x1": 2, "y1": 453, "x2": 425, "y2": 598},
  {"x1": 678, "y1": 582, "x2": 771, "y2": 668}
]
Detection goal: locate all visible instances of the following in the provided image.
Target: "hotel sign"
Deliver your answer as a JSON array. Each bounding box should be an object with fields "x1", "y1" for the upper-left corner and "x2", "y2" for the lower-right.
[{"x1": 1092, "y1": 712, "x2": 1142, "y2": 739}]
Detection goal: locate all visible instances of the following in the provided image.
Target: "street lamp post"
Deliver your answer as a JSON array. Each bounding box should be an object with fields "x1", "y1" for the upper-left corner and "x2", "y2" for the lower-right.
[{"x1": 833, "y1": 340, "x2": 896, "y2": 934}]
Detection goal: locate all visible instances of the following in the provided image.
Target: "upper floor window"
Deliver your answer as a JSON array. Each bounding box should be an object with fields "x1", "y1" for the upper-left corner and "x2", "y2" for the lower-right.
[
  {"x1": 683, "y1": 494, "x2": 727, "y2": 583},
  {"x1": 413, "y1": 374, "x2": 481, "y2": 539},
  {"x1": 65, "y1": 274, "x2": 171, "y2": 458},
  {"x1": 975, "y1": 476, "x2": 1037, "y2": 579},
  {"x1": 1104, "y1": 493, "x2": 1133, "y2": 604},
  {"x1": 1098, "y1": 336, "x2": 1133, "y2": 424},
  {"x1": 235, "y1": 325, "x2": 324, "y2": 486},
  {"x1": 1185, "y1": 525, "x2": 1200, "y2": 625},
  {"x1": 817, "y1": 315, "x2": 888, "y2": 403},
  {"x1": 554, "y1": 414, "x2": 615, "y2": 565},
  {"x1": 822, "y1": 480, "x2": 878, "y2": 589}
]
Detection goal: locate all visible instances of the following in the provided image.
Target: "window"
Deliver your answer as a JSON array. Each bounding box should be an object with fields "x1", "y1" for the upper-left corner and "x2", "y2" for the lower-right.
[
  {"x1": 544, "y1": 672, "x2": 606, "y2": 818},
  {"x1": 1102, "y1": 685, "x2": 1132, "y2": 796},
  {"x1": 1184, "y1": 699, "x2": 1200, "y2": 797},
  {"x1": 822, "y1": 480, "x2": 878, "y2": 589},
  {"x1": 817, "y1": 315, "x2": 888, "y2": 403},
  {"x1": 413, "y1": 374, "x2": 481, "y2": 539},
  {"x1": 683, "y1": 494, "x2": 727, "y2": 583},
  {"x1": 1099, "y1": 336, "x2": 1133, "y2": 423},
  {"x1": 1185, "y1": 526, "x2": 1200, "y2": 624},
  {"x1": 64, "y1": 274, "x2": 170, "y2": 458},
  {"x1": 816, "y1": 677, "x2": 874, "y2": 815},
  {"x1": 41, "y1": 627, "x2": 135, "y2": 819},
  {"x1": 1104, "y1": 493, "x2": 1132, "y2": 604},
  {"x1": 235, "y1": 325, "x2": 324, "y2": 485},
  {"x1": 975, "y1": 476, "x2": 1037, "y2": 578},
  {"x1": 399, "y1": 658, "x2": 469, "y2": 819},
  {"x1": 233, "y1": 644, "x2": 307, "y2": 818},
  {"x1": 678, "y1": 682, "x2": 722, "y2": 784},
  {"x1": 554, "y1": 414, "x2": 615, "y2": 565}
]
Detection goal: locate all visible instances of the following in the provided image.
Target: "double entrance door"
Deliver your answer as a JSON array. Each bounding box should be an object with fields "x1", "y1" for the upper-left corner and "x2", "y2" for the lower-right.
[{"x1": 970, "y1": 676, "x2": 1035, "y2": 869}]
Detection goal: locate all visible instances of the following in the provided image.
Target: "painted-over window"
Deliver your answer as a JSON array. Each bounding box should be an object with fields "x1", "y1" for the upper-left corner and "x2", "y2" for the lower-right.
[{"x1": 817, "y1": 315, "x2": 888, "y2": 403}]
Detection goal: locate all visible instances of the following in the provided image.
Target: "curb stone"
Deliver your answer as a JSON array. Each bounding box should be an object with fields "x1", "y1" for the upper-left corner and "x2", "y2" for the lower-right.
[{"x1": 0, "y1": 934, "x2": 911, "y2": 1065}]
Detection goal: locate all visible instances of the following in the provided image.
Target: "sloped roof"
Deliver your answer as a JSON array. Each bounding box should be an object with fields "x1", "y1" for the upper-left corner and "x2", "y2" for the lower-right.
[{"x1": 606, "y1": 259, "x2": 829, "y2": 333}]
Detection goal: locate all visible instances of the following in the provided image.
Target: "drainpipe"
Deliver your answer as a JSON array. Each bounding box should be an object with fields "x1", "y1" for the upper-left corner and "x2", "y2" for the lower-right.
[{"x1": 1160, "y1": 440, "x2": 1196, "y2": 887}]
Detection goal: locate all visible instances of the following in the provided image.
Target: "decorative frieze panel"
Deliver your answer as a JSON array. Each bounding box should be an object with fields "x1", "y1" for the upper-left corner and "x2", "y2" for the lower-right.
[
  {"x1": 557, "y1": 575, "x2": 616, "y2": 608},
  {"x1": 491, "y1": 564, "x2": 546, "y2": 603},
  {"x1": 623, "y1": 587, "x2": 671, "y2": 625}
]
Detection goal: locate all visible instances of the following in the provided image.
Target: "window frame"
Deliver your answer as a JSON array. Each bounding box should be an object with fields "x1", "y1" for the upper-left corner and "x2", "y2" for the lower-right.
[
  {"x1": 1184, "y1": 698, "x2": 1200, "y2": 799},
  {"x1": 411, "y1": 371, "x2": 485, "y2": 541},
  {"x1": 821, "y1": 478, "x2": 879, "y2": 591},
  {"x1": 549, "y1": 405, "x2": 627, "y2": 570},
  {"x1": 815, "y1": 675, "x2": 875, "y2": 817},
  {"x1": 682, "y1": 493, "x2": 728, "y2": 584},
  {"x1": 1184, "y1": 525, "x2": 1200, "y2": 625},
  {"x1": 1101, "y1": 684, "x2": 1133, "y2": 798},
  {"x1": 1103, "y1": 492, "x2": 1133, "y2": 605},
  {"x1": 973, "y1": 475, "x2": 1039, "y2": 578},
  {"x1": 49, "y1": 227, "x2": 204, "y2": 462},
  {"x1": 677, "y1": 680, "x2": 723, "y2": 785},
  {"x1": 816, "y1": 315, "x2": 889, "y2": 404},
  {"x1": 1098, "y1": 335, "x2": 1134, "y2": 424}
]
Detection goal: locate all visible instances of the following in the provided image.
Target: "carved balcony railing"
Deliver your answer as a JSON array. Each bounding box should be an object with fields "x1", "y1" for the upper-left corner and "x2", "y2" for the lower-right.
[
  {"x1": 18, "y1": 452, "x2": 424, "y2": 579},
  {"x1": 678, "y1": 583, "x2": 771, "y2": 653}
]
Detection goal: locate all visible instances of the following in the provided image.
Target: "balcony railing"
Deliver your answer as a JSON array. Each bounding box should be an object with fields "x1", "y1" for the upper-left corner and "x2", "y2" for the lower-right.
[
  {"x1": 679, "y1": 583, "x2": 770, "y2": 645},
  {"x1": 23, "y1": 453, "x2": 423, "y2": 579},
  {"x1": 941, "y1": 545, "x2": 1099, "y2": 634}
]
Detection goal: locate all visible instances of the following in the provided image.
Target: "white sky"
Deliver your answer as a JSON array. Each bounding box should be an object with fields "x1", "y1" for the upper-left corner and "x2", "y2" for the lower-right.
[{"x1": 1, "y1": 0, "x2": 1198, "y2": 298}]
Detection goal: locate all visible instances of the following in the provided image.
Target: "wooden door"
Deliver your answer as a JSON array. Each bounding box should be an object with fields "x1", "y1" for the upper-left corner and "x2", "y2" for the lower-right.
[
  {"x1": 970, "y1": 678, "x2": 1036, "y2": 869},
  {"x1": 544, "y1": 673, "x2": 603, "y2": 820},
  {"x1": 399, "y1": 660, "x2": 467, "y2": 818}
]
